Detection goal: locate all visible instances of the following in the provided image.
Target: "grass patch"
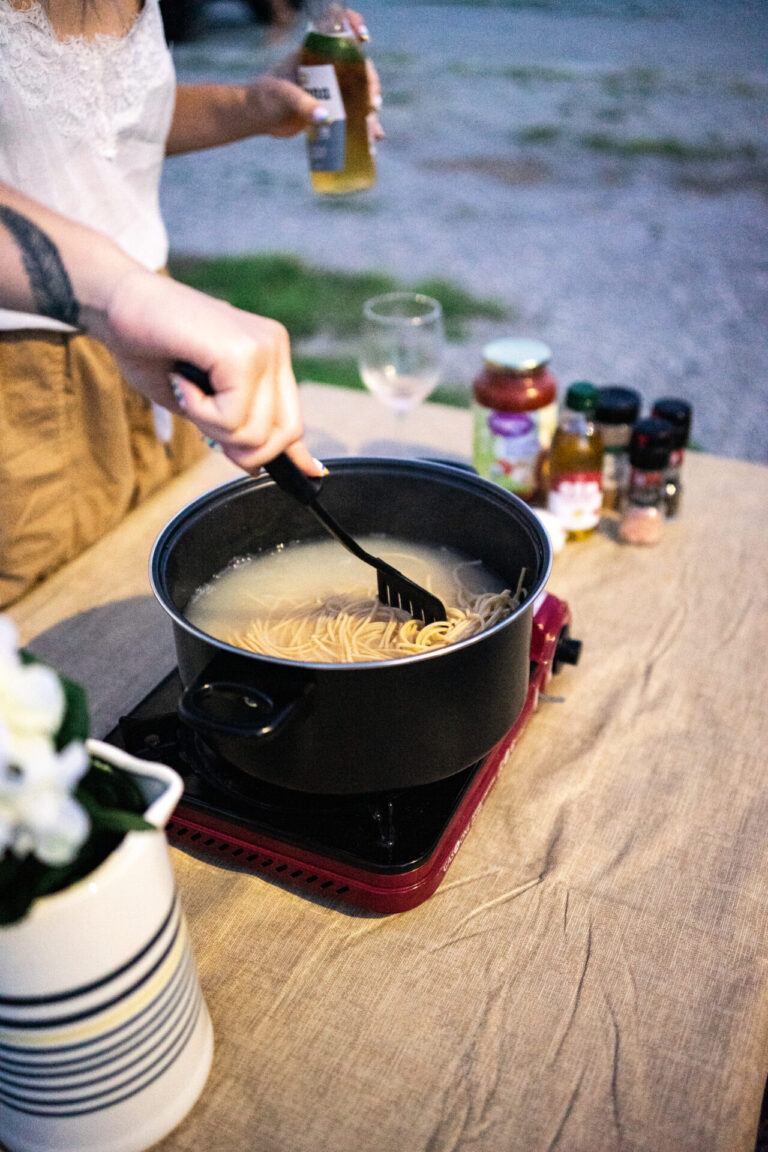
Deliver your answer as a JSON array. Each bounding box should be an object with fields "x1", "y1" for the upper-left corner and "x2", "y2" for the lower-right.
[
  {"x1": 293, "y1": 353, "x2": 361, "y2": 391},
  {"x1": 169, "y1": 253, "x2": 509, "y2": 341},
  {"x1": 579, "y1": 133, "x2": 759, "y2": 162},
  {"x1": 503, "y1": 65, "x2": 579, "y2": 85},
  {"x1": 519, "y1": 124, "x2": 563, "y2": 144},
  {"x1": 600, "y1": 67, "x2": 661, "y2": 99},
  {"x1": 515, "y1": 126, "x2": 760, "y2": 165}
]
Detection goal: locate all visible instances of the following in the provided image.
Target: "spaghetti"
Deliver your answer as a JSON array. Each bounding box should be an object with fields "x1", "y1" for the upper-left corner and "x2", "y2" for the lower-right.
[
  {"x1": 220, "y1": 569, "x2": 525, "y2": 664},
  {"x1": 187, "y1": 537, "x2": 525, "y2": 665}
]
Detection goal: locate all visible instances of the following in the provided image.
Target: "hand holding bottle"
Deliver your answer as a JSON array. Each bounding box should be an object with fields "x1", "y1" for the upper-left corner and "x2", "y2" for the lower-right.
[{"x1": 299, "y1": 2, "x2": 379, "y2": 194}]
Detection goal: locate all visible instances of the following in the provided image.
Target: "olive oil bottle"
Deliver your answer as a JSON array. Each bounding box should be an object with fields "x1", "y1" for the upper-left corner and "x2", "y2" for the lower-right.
[
  {"x1": 547, "y1": 382, "x2": 605, "y2": 541},
  {"x1": 299, "y1": 1, "x2": 376, "y2": 195}
]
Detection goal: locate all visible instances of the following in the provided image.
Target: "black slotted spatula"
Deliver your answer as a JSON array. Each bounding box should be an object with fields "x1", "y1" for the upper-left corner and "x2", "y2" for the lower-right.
[{"x1": 173, "y1": 362, "x2": 447, "y2": 625}]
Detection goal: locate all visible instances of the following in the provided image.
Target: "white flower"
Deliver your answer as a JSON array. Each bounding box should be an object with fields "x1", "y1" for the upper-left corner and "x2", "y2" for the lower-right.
[
  {"x1": 0, "y1": 616, "x2": 90, "y2": 868},
  {"x1": 0, "y1": 643, "x2": 65, "y2": 742},
  {"x1": 0, "y1": 735, "x2": 90, "y2": 866}
]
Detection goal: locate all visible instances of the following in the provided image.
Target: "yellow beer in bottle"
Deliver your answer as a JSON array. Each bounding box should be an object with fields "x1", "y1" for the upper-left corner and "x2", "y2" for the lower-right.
[{"x1": 299, "y1": 1, "x2": 376, "y2": 194}]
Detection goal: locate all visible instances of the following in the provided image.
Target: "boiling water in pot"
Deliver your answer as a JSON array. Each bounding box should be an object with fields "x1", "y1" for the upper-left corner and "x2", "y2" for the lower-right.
[{"x1": 185, "y1": 536, "x2": 520, "y2": 664}]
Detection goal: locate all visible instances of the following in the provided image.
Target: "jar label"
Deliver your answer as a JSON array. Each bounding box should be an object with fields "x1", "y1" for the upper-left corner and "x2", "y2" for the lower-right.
[
  {"x1": 628, "y1": 468, "x2": 665, "y2": 508},
  {"x1": 602, "y1": 449, "x2": 630, "y2": 504},
  {"x1": 472, "y1": 401, "x2": 557, "y2": 498},
  {"x1": 299, "y1": 64, "x2": 346, "y2": 171},
  {"x1": 548, "y1": 471, "x2": 603, "y2": 530}
]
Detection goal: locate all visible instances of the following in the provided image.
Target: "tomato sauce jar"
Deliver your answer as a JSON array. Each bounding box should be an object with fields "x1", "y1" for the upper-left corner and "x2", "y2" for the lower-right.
[{"x1": 472, "y1": 338, "x2": 558, "y2": 503}]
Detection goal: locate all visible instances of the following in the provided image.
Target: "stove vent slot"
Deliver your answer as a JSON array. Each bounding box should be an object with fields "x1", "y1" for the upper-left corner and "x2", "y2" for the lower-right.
[{"x1": 168, "y1": 822, "x2": 351, "y2": 897}]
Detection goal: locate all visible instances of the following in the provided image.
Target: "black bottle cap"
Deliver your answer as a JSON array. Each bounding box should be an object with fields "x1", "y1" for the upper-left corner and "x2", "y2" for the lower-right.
[
  {"x1": 629, "y1": 417, "x2": 674, "y2": 470},
  {"x1": 651, "y1": 397, "x2": 692, "y2": 448},
  {"x1": 595, "y1": 385, "x2": 642, "y2": 425}
]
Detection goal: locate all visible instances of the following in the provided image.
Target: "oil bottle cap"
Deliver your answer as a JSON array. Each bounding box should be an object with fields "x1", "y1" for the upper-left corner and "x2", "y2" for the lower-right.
[
  {"x1": 482, "y1": 338, "x2": 552, "y2": 373},
  {"x1": 629, "y1": 417, "x2": 674, "y2": 470},
  {"x1": 651, "y1": 397, "x2": 692, "y2": 448},
  {"x1": 564, "y1": 381, "x2": 598, "y2": 414},
  {"x1": 595, "y1": 385, "x2": 642, "y2": 425}
]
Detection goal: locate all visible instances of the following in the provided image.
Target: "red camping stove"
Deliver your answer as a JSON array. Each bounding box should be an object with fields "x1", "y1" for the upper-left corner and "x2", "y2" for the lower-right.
[{"x1": 107, "y1": 593, "x2": 579, "y2": 914}]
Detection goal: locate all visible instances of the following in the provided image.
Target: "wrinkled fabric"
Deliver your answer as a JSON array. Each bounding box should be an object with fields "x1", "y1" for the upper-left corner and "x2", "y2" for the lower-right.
[{"x1": 8, "y1": 387, "x2": 768, "y2": 1152}]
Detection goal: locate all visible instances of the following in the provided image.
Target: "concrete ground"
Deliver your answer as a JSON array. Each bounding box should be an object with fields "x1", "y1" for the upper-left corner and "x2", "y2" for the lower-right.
[{"x1": 161, "y1": 0, "x2": 768, "y2": 463}]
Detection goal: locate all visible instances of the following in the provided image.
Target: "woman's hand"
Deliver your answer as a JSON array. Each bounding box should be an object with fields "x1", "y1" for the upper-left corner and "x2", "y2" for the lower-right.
[
  {"x1": 241, "y1": 74, "x2": 326, "y2": 139},
  {"x1": 168, "y1": 9, "x2": 382, "y2": 152},
  {"x1": 270, "y1": 7, "x2": 384, "y2": 142},
  {"x1": 98, "y1": 269, "x2": 321, "y2": 475}
]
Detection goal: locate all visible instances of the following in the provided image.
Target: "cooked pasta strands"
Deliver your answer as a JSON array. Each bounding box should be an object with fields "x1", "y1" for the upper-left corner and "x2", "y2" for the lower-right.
[
  {"x1": 187, "y1": 536, "x2": 527, "y2": 665},
  {"x1": 220, "y1": 577, "x2": 525, "y2": 664}
]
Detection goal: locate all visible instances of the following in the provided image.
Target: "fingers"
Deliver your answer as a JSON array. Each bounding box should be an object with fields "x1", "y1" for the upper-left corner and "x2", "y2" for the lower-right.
[
  {"x1": 105, "y1": 271, "x2": 321, "y2": 477},
  {"x1": 345, "y1": 9, "x2": 370, "y2": 42},
  {"x1": 169, "y1": 314, "x2": 313, "y2": 476}
]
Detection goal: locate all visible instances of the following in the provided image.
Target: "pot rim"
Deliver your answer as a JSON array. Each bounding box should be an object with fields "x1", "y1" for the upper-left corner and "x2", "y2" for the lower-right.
[{"x1": 149, "y1": 457, "x2": 552, "y2": 672}]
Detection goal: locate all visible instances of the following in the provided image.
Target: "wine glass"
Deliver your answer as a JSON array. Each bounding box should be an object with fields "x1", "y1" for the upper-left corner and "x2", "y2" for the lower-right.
[{"x1": 359, "y1": 292, "x2": 444, "y2": 420}]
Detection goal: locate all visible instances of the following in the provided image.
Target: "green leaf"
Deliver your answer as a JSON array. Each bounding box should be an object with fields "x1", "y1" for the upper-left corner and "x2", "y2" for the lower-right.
[
  {"x1": 18, "y1": 650, "x2": 90, "y2": 748},
  {"x1": 55, "y1": 673, "x2": 90, "y2": 749}
]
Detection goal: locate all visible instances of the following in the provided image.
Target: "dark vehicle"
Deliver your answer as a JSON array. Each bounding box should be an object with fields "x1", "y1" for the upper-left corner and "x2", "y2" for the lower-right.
[{"x1": 160, "y1": 0, "x2": 302, "y2": 43}]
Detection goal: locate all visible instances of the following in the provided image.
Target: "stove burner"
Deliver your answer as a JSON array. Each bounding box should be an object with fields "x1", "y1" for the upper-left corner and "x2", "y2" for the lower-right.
[
  {"x1": 106, "y1": 593, "x2": 577, "y2": 913},
  {"x1": 112, "y1": 670, "x2": 482, "y2": 872}
]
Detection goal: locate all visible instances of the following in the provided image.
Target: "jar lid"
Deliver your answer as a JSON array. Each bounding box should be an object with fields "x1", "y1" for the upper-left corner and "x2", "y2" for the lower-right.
[
  {"x1": 482, "y1": 337, "x2": 552, "y2": 373},
  {"x1": 564, "y1": 381, "x2": 598, "y2": 414},
  {"x1": 629, "y1": 417, "x2": 674, "y2": 470},
  {"x1": 651, "y1": 397, "x2": 692, "y2": 447},
  {"x1": 595, "y1": 385, "x2": 642, "y2": 425}
]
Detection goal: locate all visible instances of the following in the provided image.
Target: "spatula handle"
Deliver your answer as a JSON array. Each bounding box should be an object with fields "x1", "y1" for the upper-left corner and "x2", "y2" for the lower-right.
[{"x1": 172, "y1": 360, "x2": 325, "y2": 503}]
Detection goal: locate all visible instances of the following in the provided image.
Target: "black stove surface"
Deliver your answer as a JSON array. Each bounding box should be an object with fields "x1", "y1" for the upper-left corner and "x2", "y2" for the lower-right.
[{"x1": 106, "y1": 671, "x2": 482, "y2": 875}]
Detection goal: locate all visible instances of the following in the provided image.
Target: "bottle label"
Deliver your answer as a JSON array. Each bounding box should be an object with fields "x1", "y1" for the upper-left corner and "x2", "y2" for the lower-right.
[
  {"x1": 548, "y1": 471, "x2": 603, "y2": 531},
  {"x1": 628, "y1": 468, "x2": 664, "y2": 508},
  {"x1": 472, "y1": 400, "x2": 557, "y2": 497},
  {"x1": 602, "y1": 448, "x2": 630, "y2": 507},
  {"x1": 299, "y1": 64, "x2": 346, "y2": 171}
]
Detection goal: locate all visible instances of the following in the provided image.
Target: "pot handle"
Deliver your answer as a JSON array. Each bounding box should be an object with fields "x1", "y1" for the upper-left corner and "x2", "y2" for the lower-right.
[{"x1": 179, "y1": 678, "x2": 311, "y2": 742}]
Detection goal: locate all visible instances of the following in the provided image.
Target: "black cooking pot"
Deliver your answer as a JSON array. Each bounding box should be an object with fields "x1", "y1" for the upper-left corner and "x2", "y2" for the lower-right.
[{"x1": 150, "y1": 458, "x2": 551, "y2": 794}]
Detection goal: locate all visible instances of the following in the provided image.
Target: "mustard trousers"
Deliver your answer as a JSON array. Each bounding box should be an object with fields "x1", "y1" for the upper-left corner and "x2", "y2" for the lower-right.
[{"x1": 0, "y1": 329, "x2": 206, "y2": 608}]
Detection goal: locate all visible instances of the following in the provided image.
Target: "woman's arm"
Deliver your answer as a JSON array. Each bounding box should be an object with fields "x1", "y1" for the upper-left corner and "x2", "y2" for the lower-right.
[
  {"x1": 166, "y1": 76, "x2": 324, "y2": 154},
  {"x1": 0, "y1": 182, "x2": 320, "y2": 476}
]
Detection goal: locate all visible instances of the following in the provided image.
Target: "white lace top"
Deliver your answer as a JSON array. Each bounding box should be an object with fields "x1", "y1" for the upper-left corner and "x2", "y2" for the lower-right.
[{"x1": 0, "y1": 0, "x2": 175, "y2": 331}]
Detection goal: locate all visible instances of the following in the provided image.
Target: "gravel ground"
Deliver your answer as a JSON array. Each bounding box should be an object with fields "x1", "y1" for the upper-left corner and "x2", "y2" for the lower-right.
[{"x1": 161, "y1": 0, "x2": 768, "y2": 463}]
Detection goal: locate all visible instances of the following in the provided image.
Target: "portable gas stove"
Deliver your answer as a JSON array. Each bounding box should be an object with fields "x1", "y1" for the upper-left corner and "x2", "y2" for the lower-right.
[{"x1": 106, "y1": 592, "x2": 579, "y2": 914}]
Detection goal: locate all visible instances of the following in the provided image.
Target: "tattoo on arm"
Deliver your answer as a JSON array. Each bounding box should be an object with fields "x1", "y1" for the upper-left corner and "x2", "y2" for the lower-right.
[{"x1": 0, "y1": 205, "x2": 81, "y2": 327}]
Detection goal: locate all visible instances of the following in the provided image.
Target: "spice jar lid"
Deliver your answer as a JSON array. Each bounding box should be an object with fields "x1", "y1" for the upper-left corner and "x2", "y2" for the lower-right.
[
  {"x1": 629, "y1": 417, "x2": 674, "y2": 470},
  {"x1": 595, "y1": 385, "x2": 642, "y2": 425},
  {"x1": 651, "y1": 397, "x2": 692, "y2": 448},
  {"x1": 482, "y1": 338, "x2": 552, "y2": 373},
  {"x1": 564, "y1": 381, "x2": 598, "y2": 414}
]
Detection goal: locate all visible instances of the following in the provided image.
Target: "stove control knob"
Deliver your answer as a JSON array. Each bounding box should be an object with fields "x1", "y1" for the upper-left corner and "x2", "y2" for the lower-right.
[{"x1": 553, "y1": 631, "x2": 582, "y2": 674}]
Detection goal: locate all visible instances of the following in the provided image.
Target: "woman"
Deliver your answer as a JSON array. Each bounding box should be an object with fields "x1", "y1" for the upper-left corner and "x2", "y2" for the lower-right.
[{"x1": 0, "y1": 0, "x2": 380, "y2": 606}]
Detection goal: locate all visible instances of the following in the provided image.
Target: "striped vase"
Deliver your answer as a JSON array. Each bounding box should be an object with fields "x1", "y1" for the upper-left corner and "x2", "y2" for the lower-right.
[{"x1": 0, "y1": 740, "x2": 214, "y2": 1152}]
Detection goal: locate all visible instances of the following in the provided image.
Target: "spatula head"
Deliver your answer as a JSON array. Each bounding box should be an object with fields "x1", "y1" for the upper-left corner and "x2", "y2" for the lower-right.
[{"x1": 376, "y1": 567, "x2": 447, "y2": 625}]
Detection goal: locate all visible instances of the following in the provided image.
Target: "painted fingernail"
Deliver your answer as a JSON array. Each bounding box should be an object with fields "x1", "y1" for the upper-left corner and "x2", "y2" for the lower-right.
[
  {"x1": 312, "y1": 105, "x2": 331, "y2": 123},
  {"x1": 313, "y1": 457, "x2": 330, "y2": 476},
  {"x1": 358, "y1": 23, "x2": 370, "y2": 40},
  {"x1": 202, "y1": 434, "x2": 220, "y2": 451},
  {"x1": 169, "y1": 374, "x2": 187, "y2": 409}
]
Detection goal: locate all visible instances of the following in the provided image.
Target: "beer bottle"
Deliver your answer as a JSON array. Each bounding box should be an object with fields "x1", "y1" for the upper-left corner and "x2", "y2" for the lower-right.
[{"x1": 299, "y1": 1, "x2": 376, "y2": 194}]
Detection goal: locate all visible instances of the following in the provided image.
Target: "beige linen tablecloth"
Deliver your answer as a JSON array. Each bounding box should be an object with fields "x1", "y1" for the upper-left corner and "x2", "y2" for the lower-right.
[{"x1": 9, "y1": 386, "x2": 768, "y2": 1152}]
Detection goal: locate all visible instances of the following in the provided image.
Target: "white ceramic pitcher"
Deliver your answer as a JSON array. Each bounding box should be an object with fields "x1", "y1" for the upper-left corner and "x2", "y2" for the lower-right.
[{"x1": 0, "y1": 741, "x2": 214, "y2": 1152}]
